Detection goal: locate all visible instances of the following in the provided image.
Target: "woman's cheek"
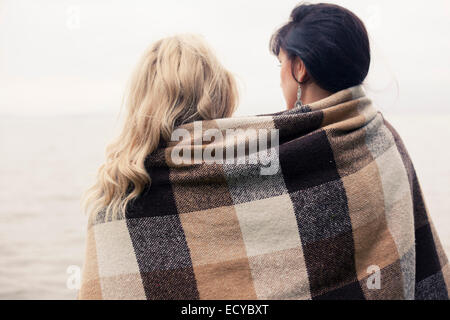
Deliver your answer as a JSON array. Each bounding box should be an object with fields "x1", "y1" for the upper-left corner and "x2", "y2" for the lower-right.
[
  {"x1": 280, "y1": 67, "x2": 290, "y2": 98},
  {"x1": 284, "y1": 78, "x2": 296, "y2": 108}
]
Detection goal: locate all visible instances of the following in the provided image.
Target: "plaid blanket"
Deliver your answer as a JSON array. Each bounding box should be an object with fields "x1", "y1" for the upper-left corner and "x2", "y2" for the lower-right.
[{"x1": 79, "y1": 85, "x2": 449, "y2": 300}]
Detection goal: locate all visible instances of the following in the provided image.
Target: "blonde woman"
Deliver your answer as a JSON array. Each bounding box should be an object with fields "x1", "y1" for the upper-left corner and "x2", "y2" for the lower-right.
[
  {"x1": 81, "y1": 34, "x2": 238, "y2": 223},
  {"x1": 78, "y1": 35, "x2": 238, "y2": 299}
]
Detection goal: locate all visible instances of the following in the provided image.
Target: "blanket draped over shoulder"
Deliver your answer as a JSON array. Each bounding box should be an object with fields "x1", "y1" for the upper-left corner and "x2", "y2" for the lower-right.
[{"x1": 79, "y1": 85, "x2": 449, "y2": 300}]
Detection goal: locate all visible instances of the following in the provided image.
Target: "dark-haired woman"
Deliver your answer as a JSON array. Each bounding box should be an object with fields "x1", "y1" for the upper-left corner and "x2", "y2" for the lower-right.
[
  {"x1": 268, "y1": 3, "x2": 449, "y2": 300},
  {"x1": 271, "y1": 3, "x2": 370, "y2": 109}
]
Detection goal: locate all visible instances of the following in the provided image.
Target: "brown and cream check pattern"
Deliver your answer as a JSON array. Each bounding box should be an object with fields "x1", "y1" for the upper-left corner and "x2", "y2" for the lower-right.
[{"x1": 79, "y1": 85, "x2": 449, "y2": 300}]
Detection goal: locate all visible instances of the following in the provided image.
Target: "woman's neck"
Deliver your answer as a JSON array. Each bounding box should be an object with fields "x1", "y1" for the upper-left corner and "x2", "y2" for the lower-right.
[{"x1": 301, "y1": 82, "x2": 333, "y2": 105}]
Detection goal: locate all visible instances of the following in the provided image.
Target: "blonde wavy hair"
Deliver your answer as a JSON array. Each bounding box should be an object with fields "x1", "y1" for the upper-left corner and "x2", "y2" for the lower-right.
[{"x1": 81, "y1": 34, "x2": 239, "y2": 221}]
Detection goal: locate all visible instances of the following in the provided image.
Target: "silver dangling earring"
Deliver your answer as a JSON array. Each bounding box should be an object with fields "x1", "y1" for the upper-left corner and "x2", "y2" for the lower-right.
[{"x1": 295, "y1": 84, "x2": 303, "y2": 108}]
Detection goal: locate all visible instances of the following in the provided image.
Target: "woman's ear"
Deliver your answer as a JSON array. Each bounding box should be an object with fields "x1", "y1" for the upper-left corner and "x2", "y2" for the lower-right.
[{"x1": 294, "y1": 57, "x2": 308, "y2": 83}]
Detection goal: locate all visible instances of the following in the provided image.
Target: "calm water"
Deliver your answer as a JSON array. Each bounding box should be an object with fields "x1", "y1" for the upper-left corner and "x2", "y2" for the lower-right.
[{"x1": 0, "y1": 113, "x2": 449, "y2": 299}]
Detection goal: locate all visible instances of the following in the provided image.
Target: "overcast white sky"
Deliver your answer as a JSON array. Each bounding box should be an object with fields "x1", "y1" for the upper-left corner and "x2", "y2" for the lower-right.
[{"x1": 1, "y1": 0, "x2": 450, "y2": 116}]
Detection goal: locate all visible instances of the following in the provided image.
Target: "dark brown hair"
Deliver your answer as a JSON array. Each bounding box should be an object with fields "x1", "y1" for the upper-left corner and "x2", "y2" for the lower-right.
[{"x1": 270, "y1": 2, "x2": 371, "y2": 93}]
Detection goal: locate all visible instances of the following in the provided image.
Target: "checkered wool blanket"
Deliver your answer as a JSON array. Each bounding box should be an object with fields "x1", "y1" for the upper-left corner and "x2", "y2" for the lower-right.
[{"x1": 79, "y1": 85, "x2": 449, "y2": 300}]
